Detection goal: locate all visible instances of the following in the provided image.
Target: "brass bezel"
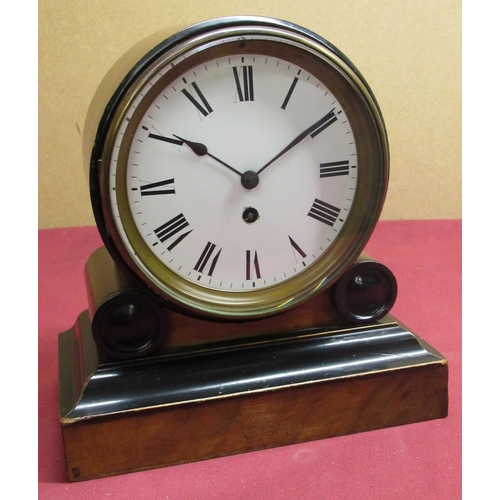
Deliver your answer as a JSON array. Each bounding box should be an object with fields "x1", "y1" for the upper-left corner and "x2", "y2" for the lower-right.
[{"x1": 95, "y1": 21, "x2": 389, "y2": 319}]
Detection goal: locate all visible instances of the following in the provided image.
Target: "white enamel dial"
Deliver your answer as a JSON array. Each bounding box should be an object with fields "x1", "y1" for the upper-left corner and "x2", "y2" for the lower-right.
[{"x1": 110, "y1": 52, "x2": 357, "y2": 292}]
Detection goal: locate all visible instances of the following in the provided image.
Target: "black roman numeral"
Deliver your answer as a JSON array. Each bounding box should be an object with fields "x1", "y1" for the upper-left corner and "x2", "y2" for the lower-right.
[
  {"x1": 319, "y1": 160, "x2": 350, "y2": 178},
  {"x1": 140, "y1": 178, "x2": 175, "y2": 196},
  {"x1": 194, "y1": 242, "x2": 222, "y2": 277},
  {"x1": 307, "y1": 199, "x2": 341, "y2": 226},
  {"x1": 154, "y1": 214, "x2": 192, "y2": 250},
  {"x1": 246, "y1": 250, "x2": 261, "y2": 280},
  {"x1": 233, "y1": 66, "x2": 254, "y2": 101},
  {"x1": 182, "y1": 82, "x2": 213, "y2": 116},
  {"x1": 310, "y1": 110, "x2": 337, "y2": 138}
]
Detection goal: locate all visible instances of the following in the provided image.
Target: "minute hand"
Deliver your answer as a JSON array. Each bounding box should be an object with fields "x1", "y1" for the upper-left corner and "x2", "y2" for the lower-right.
[{"x1": 257, "y1": 109, "x2": 336, "y2": 175}]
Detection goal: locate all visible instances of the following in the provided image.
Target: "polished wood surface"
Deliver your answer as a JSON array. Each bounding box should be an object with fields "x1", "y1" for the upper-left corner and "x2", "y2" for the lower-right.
[
  {"x1": 59, "y1": 309, "x2": 448, "y2": 481},
  {"x1": 62, "y1": 361, "x2": 447, "y2": 481}
]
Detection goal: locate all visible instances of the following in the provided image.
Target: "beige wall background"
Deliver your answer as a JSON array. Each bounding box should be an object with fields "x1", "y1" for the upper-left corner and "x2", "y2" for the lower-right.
[{"x1": 38, "y1": 0, "x2": 461, "y2": 229}]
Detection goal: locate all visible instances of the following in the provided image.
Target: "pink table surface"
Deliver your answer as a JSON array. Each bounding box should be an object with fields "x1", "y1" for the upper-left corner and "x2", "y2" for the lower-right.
[{"x1": 38, "y1": 219, "x2": 461, "y2": 499}]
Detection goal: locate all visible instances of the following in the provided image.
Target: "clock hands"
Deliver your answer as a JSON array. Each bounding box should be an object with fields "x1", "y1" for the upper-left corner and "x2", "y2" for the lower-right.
[
  {"x1": 173, "y1": 135, "x2": 242, "y2": 178},
  {"x1": 172, "y1": 109, "x2": 335, "y2": 190},
  {"x1": 257, "y1": 109, "x2": 336, "y2": 175}
]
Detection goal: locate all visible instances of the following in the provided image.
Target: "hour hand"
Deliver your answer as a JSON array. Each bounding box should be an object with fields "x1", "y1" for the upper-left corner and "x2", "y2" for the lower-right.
[
  {"x1": 148, "y1": 133, "x2": 183, "y2": 146},
  {"x1": 172, "y1": 135, "x2": 207, "y2": 156},
  {"x1": 173, "y1": 135, "x2": 241, "y2": 177}
]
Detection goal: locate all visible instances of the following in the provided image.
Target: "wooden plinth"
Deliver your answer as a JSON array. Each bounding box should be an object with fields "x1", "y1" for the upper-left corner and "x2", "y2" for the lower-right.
[{"x1": 59, "y1": 312, "x2": 448, "y2": 481}]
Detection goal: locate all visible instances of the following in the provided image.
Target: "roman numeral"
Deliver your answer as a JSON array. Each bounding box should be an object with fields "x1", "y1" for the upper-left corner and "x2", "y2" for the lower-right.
[
  {"x1": 154, "y1": 214, "x2": 192, "y2": 250},
  {"x1": 233, "y1": 66, "x2": 254, "y2": 101},
  {"x1": 246, "y1": 250, "x2": 261, "y2": 280},
  {"x1": 319, "y1": 160, "x2": 350, "y2": 178},
  {"x1": 140, "y1": 178, "x2": 175, "y2": 196},
  {"x1": 289, "y1": 236, "x2": 307, "y2": 260},
  {"x1": 194, "y1": 242, "x2": 221, "y2": 277},
  {"x1": 307, "y1": 199, "x2": 341, "y2": 226},
  {"x1": 281, "y1": 76, "x2": 299, "y2": 109},
  {"x1": 182, "y1": 82, "x2": 213, "y2": 116},
  {"x1": 310, "y1": 110, "x2": 337, "y2": 138}
]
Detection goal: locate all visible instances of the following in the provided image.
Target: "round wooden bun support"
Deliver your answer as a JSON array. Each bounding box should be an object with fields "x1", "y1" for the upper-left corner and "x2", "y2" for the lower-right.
[
  {"x1": 85, "y1": 247, "x2": 167, "y2": 360},
  {"x1": 333, "y1": 252, "x2": 398, "y2": 323}
]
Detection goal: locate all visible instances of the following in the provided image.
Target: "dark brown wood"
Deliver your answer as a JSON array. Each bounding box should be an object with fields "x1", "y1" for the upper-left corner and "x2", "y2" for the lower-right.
[
  {"x1": 59, "y1": 311, "x2": 448, "y2": 482},
  {"x1": 84, "y1": 246, "x2": 399, "y2": 357},
  {"x1": 62, "y1": 363, "x2": 447, "y2": 481}
]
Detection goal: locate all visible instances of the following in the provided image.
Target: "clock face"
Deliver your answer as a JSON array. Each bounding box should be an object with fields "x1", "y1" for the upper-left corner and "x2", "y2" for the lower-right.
[
  {"x1": 92, "y1": 20, "x2": 389, "y2": 318},
  {"x1": 110, "y1": 51, "x2": 357, "y2": 292}
]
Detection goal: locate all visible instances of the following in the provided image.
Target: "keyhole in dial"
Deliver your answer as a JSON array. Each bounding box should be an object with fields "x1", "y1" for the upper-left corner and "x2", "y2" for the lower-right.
[{"x1": 243, "y1": 207, "x2": 259, "y2": 224}]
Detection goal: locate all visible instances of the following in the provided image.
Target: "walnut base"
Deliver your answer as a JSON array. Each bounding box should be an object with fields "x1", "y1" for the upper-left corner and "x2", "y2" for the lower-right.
[{"x1": 59, "y1": 312, "x2": 448, "y2": 482}]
